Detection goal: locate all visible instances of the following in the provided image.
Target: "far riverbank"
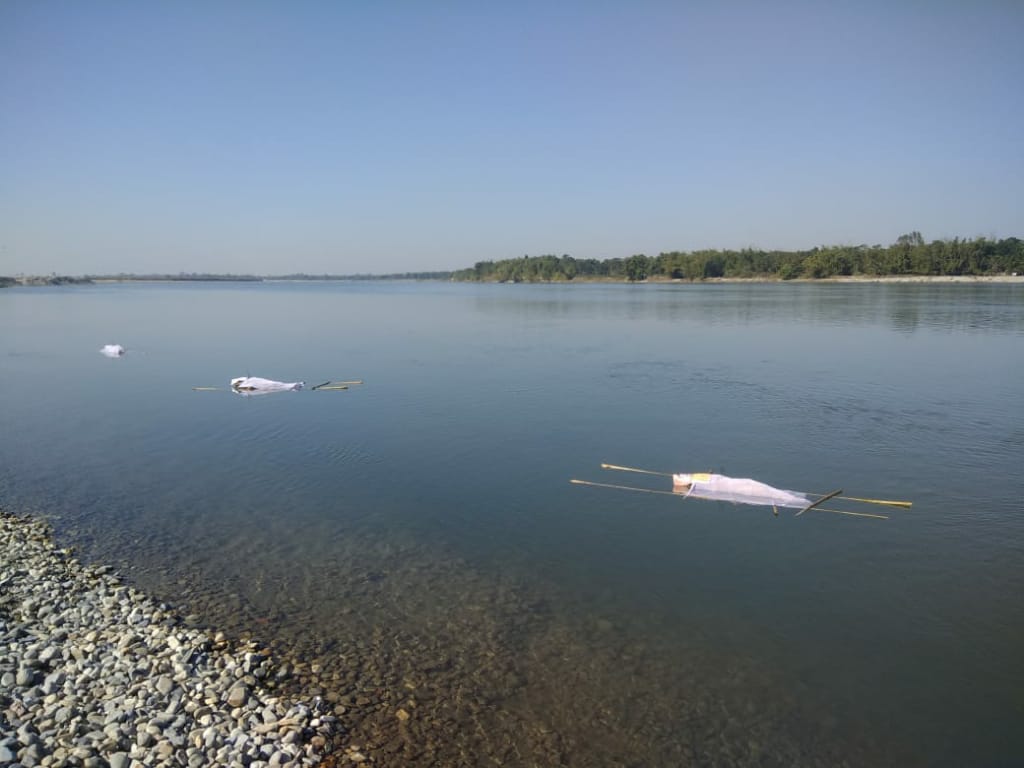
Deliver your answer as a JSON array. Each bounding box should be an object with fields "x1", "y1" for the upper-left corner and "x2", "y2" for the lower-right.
[
  {"x1": 4, "y1": 273, "x2": 1022, "y2": 288},
  {"x1": 679, "y1": 274, "x2": 1024, "y2": 285},
  {"x1": 462, "y1": 273, "x2": 1024, "y2": 285}
]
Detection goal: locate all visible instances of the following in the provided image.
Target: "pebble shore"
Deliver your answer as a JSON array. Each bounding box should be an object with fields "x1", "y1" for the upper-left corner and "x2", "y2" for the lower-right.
[{"x1": 0, "y1": 510, "x2": 345, "y2": 768}]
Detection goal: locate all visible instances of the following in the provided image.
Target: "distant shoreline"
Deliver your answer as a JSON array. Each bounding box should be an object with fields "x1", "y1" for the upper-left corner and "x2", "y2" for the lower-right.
[
  {"x1": 661, "y1": 274, "x2": 1024, "y2": 285},
  {"x1": 463, "y1": 274, "x2": 1024, "y2": 285},
  {"x1": 3, "y1": 273, "x2": 1022, "y2": 288}
]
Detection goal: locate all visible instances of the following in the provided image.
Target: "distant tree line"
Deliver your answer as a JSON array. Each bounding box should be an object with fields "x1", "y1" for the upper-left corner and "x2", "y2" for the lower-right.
[
  {"x1": 451, "y1": 234, "x2": 1024, "y2": 282},
  {"x1": 269, "y1": 271, "x2": 453, "y2": 281},
  {"x1": 7, "y1": 235, "x2": 1020, "y2": 287},
  {"x1": 1, "y1": 275, "x2": 93, "y2": 287}
]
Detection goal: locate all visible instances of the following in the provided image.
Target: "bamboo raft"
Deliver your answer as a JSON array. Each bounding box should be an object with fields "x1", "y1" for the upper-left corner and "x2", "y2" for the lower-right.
[
  {"x1": 192, "y1": 378, "x2": 363, "y2": 394},
  {"x1": 571, "y1": 463, "x2": 913, "y2": 520}
]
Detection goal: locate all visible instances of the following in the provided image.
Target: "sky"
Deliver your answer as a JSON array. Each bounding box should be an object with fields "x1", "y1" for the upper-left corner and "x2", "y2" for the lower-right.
[{"x1": 1, "y1": 1, "x2": 1022, "y2": 276}]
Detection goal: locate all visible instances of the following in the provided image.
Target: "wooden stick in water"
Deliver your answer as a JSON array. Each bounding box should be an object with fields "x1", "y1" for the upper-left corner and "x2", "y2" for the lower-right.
[
  {"x1": 808, "y1": 507, "x2": 889, "y2": 520},
  {"x1": 796, "y1": 488, "x2": 843, "y2": 516},
  {"x1": 600, "y1": 463, "x2": 673, "y2": 477},
  {"x1": 571, "y1": 479, "x2": 680, "y2": 496},
  {"x1": 312, "y1": 380, "x2": 362, "y2": 390},
  {"x1": 572, "y1": 480, "x2": 888, "y2": 519},
  {"x1": 830, "y1": 495, "x2": 912, "y2": 508}
]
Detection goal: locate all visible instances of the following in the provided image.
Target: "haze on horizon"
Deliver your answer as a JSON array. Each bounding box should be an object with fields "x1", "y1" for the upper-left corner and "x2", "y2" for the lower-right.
[{"x1": 2, "y1": 2, "x2": 1022, "y2": 277}]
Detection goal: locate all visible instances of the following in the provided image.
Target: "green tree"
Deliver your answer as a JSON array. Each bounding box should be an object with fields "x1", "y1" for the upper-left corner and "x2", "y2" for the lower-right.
[{"x1": 625, "y1": 254, "x2": 649, "y2": 281}]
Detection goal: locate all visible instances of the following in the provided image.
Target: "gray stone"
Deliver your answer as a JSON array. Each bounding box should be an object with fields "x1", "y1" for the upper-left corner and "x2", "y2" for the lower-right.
[
  {"x1": 21, "y1": 742, "x2": 42, "y2": 767},
  {"x1": 17, "y1": 722, "x2": 37, "y2": 745},
  {"x1": 226, "y1": 684, "x2": 249, "y2": 708},
  {"x1": 42, "y1": 671, "x2": 65, "y2": 694},
  {"x1": 155, "y1": 675, "x2": 174, "y2": 695}
]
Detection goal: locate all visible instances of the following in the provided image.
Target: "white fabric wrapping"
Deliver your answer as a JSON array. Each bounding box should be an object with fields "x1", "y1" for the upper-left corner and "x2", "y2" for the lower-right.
[
  {"x1": 230, "y1": 376, "x2": 305, "y2": 395},
  {"x1": 673, "y1": 473, "x2": 810, "y2": 509},
  {"x1": 100, "y1": 344, "x2": 125, "y2": 358}
]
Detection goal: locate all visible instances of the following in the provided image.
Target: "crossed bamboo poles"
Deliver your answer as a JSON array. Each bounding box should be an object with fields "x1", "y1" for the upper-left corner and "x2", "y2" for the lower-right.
[
  {"x1": 570, "y1": 463, "x2": 913, "y2": 520},
  {"x1": 192, "y1": 379, "x2": 363, "y2": 392}
]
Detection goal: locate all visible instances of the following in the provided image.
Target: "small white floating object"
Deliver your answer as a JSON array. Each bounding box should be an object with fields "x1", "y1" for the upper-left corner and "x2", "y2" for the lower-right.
[
  {"x1": 100, "y1": 344, "x2": 125, "y2": 358},
  {"x1": 230, "y1": 376, "x2": 305, "y2": 395}
]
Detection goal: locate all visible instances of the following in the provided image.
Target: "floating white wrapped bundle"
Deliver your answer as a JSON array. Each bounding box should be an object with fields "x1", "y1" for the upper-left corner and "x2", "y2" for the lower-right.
[
  {"x1": 569, "y1": 463, "x2": 913, "y2": 520},
  {"x1": 672, "y1": 472, "x2": 810, "y2": 509},
  {"x1": 230, "y1": 376, "x2": 305, "y2": 395},
  {"x1": 193, "y1": 377, "x2": 360, "y2": 394},
  {"x1": 100, "y1": 344, "x2": 125, "y2": 358}
]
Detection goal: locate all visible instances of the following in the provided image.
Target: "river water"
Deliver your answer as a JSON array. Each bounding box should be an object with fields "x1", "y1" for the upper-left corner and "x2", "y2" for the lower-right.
[{"x1": 1, "y1": 280, "x2": 1022, "y2": 766}]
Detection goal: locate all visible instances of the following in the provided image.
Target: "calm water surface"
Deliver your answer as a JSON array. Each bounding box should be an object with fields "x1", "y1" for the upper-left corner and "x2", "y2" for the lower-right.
[{"x1": 2, "y1": 281, "x2": 1022, "y2": 766}]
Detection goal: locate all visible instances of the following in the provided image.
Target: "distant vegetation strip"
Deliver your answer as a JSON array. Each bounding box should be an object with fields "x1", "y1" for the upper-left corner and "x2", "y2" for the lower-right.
[
  {"x1": 1, "y1": 275, "x2": 94, "y2": 287},
  {"x1": 3, "y1": 234, "x2": 1022, "y2": 287},
  {"x1": 450, "y1": 233, "x2": 1024, "y2": 282},
  {"x1": 450, "y1": 234, "x2": 1024, "y2": 286}
]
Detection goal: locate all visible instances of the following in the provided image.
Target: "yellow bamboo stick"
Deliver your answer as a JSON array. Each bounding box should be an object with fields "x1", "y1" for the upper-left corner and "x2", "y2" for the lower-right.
[
  {"x1": 600, "y1": 463, "x2": 672, "y2": 477},
  {"x1": 808, "y1": 507, "x2": 889, "y2": 520},
  {"x1": 192, "y1": 387, "x2": 222, "y2": 391},
  {"x1": 571, "y1": 479, "x2": 681, "y2": 496},
  {"x1": 831, "y1": 495, "x2": 912, "y2": 508},
  {"x1": 574, "y1": 480, "x2": 888, "y2": 519}
]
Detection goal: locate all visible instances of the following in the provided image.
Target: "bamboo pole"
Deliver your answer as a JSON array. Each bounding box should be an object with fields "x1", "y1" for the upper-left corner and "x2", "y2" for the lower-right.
[
  {"x1": 600, "y1": 463, "x2": 672, "y2": 477},
  {"x1": 573, "y1": 480, "x2": 888, "y2": 519},
  {"x1": 823, "y1": 495, "x2": 912, "y2": 508},
  {"x1": 602, "y1": 463, "x2": 912, "y2": 508},
  {"x1": 570, "y1": 479, "x2": 680, "y2": 496},
  {"x1": 808, "y1": 507, "x2": 888, "y2": 520},
  {"x1": 796, "y1": 488, "x2": 843, "y2": 517}
]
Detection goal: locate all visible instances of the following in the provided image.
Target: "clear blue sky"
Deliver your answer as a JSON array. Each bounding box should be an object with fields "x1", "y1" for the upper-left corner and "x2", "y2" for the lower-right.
[{"x1": 2, "y1": 1, "x2": 1022, "y2": 275}]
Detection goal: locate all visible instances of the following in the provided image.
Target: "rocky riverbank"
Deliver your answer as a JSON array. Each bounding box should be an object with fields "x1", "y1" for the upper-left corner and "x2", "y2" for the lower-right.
[{"x1": 0, "y1": 510, "x2": 347, "y2": 767}]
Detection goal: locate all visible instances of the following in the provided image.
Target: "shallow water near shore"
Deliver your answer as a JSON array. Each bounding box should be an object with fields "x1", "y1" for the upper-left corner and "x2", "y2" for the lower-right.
[{"x1": 2, "y1": 280, "x2": 1023, "y2": 766}]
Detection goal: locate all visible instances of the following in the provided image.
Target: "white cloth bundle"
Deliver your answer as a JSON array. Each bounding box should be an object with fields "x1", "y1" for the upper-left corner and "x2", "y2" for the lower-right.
[
  {"x1": 100, "y1": 344, "x2": 125, "y2": 358},
  {"x1": 230, "y1": 376, "x2": 305, "y2": 395},
  {"x1": 673, "y1": 473, "x2": 810, "y2": 509}
]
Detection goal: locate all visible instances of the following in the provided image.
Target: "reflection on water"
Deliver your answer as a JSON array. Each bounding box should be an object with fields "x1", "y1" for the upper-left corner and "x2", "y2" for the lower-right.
[
  {"x1": 1, "y1": 280, "x2": 1023, "y2": 767},
  {"x1": 473, "y1": 282, "x2": 1024, "y2": 334}
]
